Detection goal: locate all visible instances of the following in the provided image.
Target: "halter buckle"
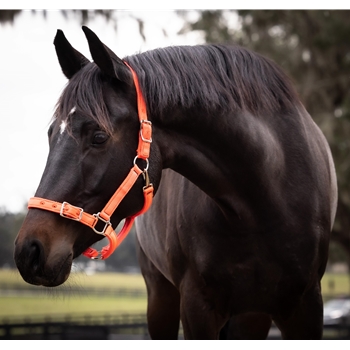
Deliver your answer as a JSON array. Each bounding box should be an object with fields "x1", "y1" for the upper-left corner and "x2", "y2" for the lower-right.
[
  {"x1": 140, "y1": 120, "x2": 152, "y2": 143},
  {"x1": 91, "y1": 253, "x2": 103, "y2": 260},
  {"x1": 60, "y1": 202, "x2": 83, "y2": 221},
  {"x1": 92, "y1": 212, "x2": 112, "y2": 235}
]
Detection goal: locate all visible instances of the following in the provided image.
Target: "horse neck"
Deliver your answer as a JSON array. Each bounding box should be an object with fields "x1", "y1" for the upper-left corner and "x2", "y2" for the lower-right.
[{"x1": 153, "y1": 108, "x2": 271, "y2": 204}]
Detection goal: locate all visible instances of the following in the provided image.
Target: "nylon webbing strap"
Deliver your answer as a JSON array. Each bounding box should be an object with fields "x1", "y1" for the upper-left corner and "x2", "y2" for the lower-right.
[
  {"x1": 124, "y1": 61, "x2": 151, "y2": 160},
  {"x1": 98, "y1": 165, "x2": 143, "y2": 222}
]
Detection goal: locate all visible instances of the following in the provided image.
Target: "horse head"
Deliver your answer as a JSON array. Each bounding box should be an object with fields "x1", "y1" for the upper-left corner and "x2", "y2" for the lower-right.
[{"x1": 14, "y1": 27, "x2": 161, "y2": 287}]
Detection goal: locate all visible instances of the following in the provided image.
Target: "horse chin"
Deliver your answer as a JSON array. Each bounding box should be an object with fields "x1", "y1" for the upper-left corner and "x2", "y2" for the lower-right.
[
  {"x1": 43, "y1": 255, "x2": 73, "y2": 287},
  {"x1": 18, "y1": 251, "x2": 73, "y2": 288}
]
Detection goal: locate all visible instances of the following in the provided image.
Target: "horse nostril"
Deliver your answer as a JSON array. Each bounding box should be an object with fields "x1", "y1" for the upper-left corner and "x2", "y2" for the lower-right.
[
  {"x1": 27, "y1": 240, "x2": 45, "y2": 273},
  {"x1": 14, "y1": 238, "x2": 46, "y2": 285}
]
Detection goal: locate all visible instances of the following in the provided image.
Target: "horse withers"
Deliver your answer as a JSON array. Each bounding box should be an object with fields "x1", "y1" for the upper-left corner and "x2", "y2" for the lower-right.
[{"x1": 14, "y1": 27, "x2": 337, "y2": 339}]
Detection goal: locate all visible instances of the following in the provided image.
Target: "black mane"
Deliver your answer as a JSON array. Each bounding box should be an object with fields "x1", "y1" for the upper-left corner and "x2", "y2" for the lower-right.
[
  {"x1": 55, "y1": 44, "x2": 301, "y2": 132},
  {"x1": 125, "y1": 44, "x2": 301, "y2": 116}
]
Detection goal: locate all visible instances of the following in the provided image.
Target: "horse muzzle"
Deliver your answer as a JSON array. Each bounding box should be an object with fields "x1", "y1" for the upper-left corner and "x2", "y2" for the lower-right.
[{"x1": 14, "y1": 216, "x2": 74, "y2": 287}]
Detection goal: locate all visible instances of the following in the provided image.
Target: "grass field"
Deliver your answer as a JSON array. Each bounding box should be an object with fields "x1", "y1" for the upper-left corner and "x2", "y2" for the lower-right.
[
  {"x1": 0, "y1": 269, "x2": 349, "y2": 319},
  {"x1": 0, "y1": 268, "x2": 147, "y2": 290},
  {"x1": 0, "y1": 269, "x2": 147, "y2": 319},
  {"x1": 0, "y1": 295, "x2": 147, "y2": 318},
  {"x1": 321, "y1": 272, "x2": 350, "y2": 297},
  {"x1": 2, "y1": 269, "x2": 349, "y2": 295}
]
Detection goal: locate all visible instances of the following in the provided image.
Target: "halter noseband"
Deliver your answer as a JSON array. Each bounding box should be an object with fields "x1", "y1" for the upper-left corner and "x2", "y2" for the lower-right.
[{"x1": 27, "y1": 62, "x2": 154, "y2": 260}]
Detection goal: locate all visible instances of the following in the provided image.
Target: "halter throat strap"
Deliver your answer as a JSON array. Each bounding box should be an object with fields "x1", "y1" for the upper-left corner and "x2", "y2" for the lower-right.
[{"x1": 27, "y1": 62, "x2": 153, "y2": 260}]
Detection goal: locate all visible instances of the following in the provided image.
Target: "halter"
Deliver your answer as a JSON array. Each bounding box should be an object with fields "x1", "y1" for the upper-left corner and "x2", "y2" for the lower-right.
[{"x1": 27, "y1": 62, "x2": 154, "y2": 260}]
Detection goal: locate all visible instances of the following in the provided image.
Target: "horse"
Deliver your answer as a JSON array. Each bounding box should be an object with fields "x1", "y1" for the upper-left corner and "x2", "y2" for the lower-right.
[{"x1": 14, "y1": 27, "x2": 337, "y2": 340}]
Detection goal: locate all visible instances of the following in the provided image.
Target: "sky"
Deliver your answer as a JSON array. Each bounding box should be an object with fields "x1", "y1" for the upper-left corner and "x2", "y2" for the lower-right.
[
  {"x1": 1, "y1": 3, "x2": 348, "y2": 213},
  {"x1": 0, "y1": 8, "x2": 206, "y2": 213}
]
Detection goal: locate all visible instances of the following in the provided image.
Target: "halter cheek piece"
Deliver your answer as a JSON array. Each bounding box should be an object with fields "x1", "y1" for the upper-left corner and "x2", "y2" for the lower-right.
[{"x1": 27, "y1": 62, "x2": 154, "y2": 260}]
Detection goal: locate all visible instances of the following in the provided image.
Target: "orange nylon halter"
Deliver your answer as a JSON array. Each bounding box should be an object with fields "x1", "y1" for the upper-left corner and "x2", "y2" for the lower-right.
[{"x1": 27, "y1": 62, "x2": 154, "y2": 260}]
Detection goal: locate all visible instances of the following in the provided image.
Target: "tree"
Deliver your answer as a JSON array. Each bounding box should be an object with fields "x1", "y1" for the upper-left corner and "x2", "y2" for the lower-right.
[
  {"x1": 179, "y1": 10, "x2": 350, "y2": 265},
  {"x1": 0, "y1": 9, "x2": 147, "y2": 40},
  {"x1": 0, "y1": 10, "x2": 113, "y2": 25},
  {"x1": 0, "y1": 10, "x2": 21, "y2": 24}
]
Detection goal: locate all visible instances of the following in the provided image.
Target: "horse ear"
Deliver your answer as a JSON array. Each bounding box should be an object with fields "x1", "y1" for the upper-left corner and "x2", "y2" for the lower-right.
[
  {"x1": 54, "y1": 29, "x2": 90, "y2": 79},
  {"x1": 82, "y1": 26, "x2": 131, "y2": 84}
]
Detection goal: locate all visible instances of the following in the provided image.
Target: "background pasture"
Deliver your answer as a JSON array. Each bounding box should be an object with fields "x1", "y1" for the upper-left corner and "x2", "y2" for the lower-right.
[{"x1": 0, "y1": 269, "x2": 349, "y2": 319}]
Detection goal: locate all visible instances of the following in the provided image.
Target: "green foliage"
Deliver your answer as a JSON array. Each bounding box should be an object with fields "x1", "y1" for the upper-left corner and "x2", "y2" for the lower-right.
[
  {"x1": 328, "y1": 241, "x2": 350, "y2": 265},
  {"x1": 0, "y1": 210, "x2": 25, "y2": 268}
]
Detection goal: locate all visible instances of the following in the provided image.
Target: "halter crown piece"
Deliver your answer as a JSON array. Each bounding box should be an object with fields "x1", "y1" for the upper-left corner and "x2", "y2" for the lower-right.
[{"x1": 27, "y1": 62, "x2": 154, "y2": 260}]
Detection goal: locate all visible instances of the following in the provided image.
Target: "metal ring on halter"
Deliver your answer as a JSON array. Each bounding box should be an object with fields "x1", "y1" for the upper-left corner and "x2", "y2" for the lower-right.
[
  {"x1": 92, "y1": 212, "x2": 112, "y2": 235},
  {"x1": 133, "y1": 156, "x2": 149, "y2": 171}
]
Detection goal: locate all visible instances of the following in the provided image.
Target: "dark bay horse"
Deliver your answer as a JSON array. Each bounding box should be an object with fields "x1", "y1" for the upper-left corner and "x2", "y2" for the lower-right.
[{"x1": 14, "y1": 27, "x2": 337, "y2": 340}]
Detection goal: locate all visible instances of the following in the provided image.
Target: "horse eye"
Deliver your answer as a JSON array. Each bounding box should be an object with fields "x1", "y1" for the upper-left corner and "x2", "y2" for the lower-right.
[{"x1": 92, "y1": 132, "x2": 108, "y2": 145}]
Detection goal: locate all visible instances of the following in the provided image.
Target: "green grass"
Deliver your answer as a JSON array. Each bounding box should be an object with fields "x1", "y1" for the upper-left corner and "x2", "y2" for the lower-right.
[
  {"x1": 0, "y1": 269, "x2": 349, "y2": 320},
  {"x1": 0, "y1": 296, "x2": 147, "y2": 318},
  {"x1": 0, "y1": 268, "x2": 147, "y2": 290},
  {"x1": 321, "y1": 272, "x2": 350, "y2": 297},
  {"x1": 0, "y1": 269, "x2": 147, "y2": 319},
  {"x1": 2, "y1": 269, "x2": 349, "y2": 295}
]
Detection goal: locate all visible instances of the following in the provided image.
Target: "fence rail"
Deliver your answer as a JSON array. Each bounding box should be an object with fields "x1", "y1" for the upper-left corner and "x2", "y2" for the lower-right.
[
  {"x1": 1, "y1": 283, "x2": 349, "y2": 340},
  {"x1": 1, "y1": 312, "x2": 349, "y2": 340},
  {"x1": 0, "y1": 312, "x2": 150, "y2": 340}
]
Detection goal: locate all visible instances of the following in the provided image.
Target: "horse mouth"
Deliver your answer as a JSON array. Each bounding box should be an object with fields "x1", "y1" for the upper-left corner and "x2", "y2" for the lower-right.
[{"x1": 15, "y1": 246, "x2": 73, "y2": 288}]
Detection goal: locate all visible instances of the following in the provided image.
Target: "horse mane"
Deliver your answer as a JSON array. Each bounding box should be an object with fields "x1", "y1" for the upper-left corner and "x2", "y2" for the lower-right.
[
  {"x1": 125, "y1": 44, "x2": 301, "y2": 117},
  {"x1": 53, "y1": 64, "x2": 114, "y2": 134},
  {"x1": 54, "y1": 44, "x2": 301, "y2": 132}
]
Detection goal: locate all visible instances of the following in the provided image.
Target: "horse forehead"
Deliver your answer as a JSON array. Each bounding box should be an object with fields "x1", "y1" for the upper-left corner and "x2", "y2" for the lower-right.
[
  {"x1": 58, "y1": 106, "x2": 76, "y2": 135},
  {"x1": 59, "y1": 120, "x2": 67, "y2": 135},
  {"x1": 54, "y1": 106, "x2": 77, "y2": 145}
]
